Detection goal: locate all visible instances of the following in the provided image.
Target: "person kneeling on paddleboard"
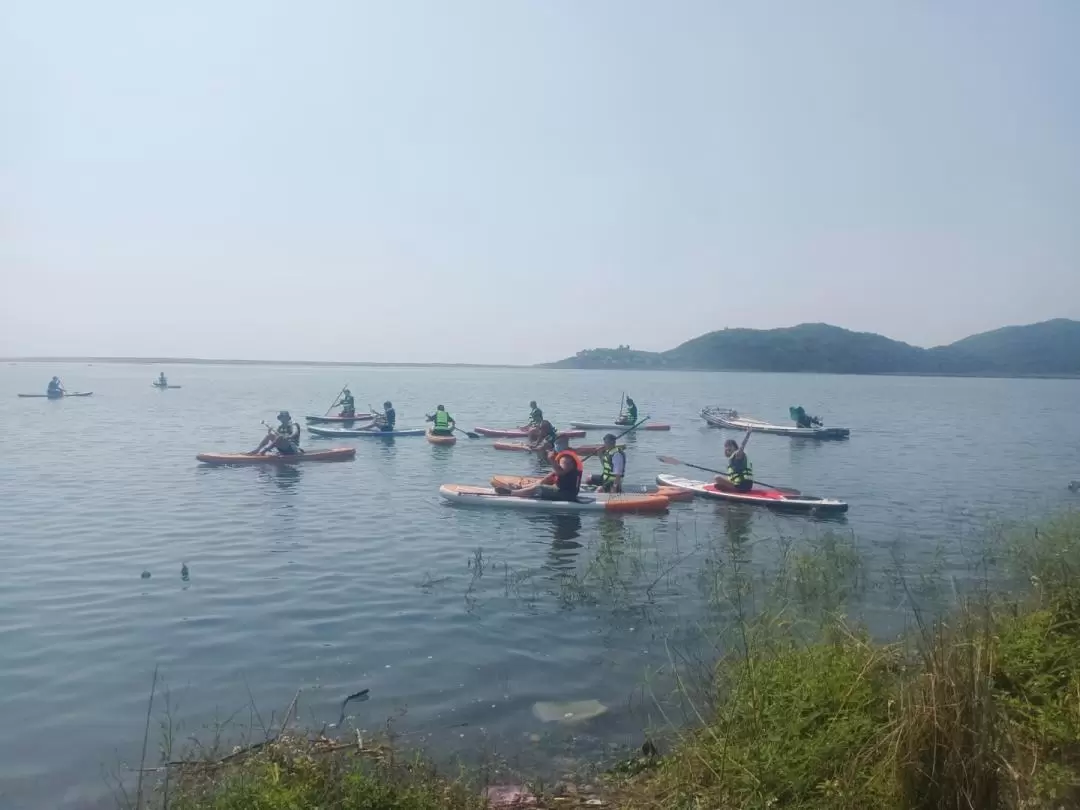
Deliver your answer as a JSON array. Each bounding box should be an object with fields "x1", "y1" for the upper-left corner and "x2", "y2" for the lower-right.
[
  {"x1": 338, "y1": 388, "x2": 356, "y2": 417},
  {"x1": 157, "y1": 372, "x2": 168, "y2": 387},
  {"x1": 715, "y1": 429, "x2": 753, "y2": 492},
  {"x1": 616, "y1": 397, "x2": 638, "y2": 426},
  {"x1": 511, "y1": 451, "x2": 583, "y2": 502},
  {"x1": 426, "y1": 404, "x2": 455, "y2": 436},
  {"x1": 588, "y1": 434, "x2": 625, "y2": 493},
  {"x1": 47, "y1": 377, "x2": 64, "y2": 397},
  {"x1": 254, "y1": 411, "x2": 302, "y2": 455}
]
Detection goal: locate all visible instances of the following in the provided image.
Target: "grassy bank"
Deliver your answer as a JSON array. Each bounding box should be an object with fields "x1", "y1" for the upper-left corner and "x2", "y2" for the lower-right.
[{"x1": 136, "y1": 513, "x2": 1080, "y2": 809}]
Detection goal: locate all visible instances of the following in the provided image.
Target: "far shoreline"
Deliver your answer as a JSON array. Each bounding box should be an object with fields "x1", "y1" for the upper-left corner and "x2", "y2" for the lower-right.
[{"x1": 3, "y1": 356, "x2": 1079, "y2": 380}]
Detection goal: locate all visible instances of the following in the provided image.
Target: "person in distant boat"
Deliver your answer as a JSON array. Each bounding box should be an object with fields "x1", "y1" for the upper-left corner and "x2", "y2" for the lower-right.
[
  {"x1": 254, "y1": 411, "x2": 302, "y2": 455},
  {"x1": 511, "y1": 450, "x2": 583, "y2": 502},
  {"x1": 368, "y1": 400, "x2": 396, "y2": 432},
  {"x1": 47, "y1": 377, "x2": 64, "y2": 397},
  {"x1": 587, "y1": 433, "x2": 626, "y2": 493},
  {"x1": 157, "y1": 372, "x2": 168, "y2": 387},
  {"x1": 616, "y1": 396, "x2": 638, "y2": 425},
  {"x1": 427, "y1": 404, "x2": 455, "y2": 436},
  {"x1": 528, "y1": 419, "x2": 558, "y2": 455},
  {"x1": 790, "y1": 405, "x2": 821, "y2": 429},
  {"x1": 714, "y1": 429, "x2": 753, "y2": 492},
  {"x1": 337, "y1": 388, "x2": 356, "y2": 417},
  {"x1": 526, "y1": 401, "x2": 543, "y2": 428}
]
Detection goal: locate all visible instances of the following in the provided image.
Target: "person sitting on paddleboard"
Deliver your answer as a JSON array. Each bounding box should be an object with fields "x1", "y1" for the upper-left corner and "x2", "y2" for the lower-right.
[
  {"x1": 370, "y1": 401, "x2": 396, "y2": 432},
  {"x1": 587, "y1": 433, "x2": 626, "y2": 493},
  {"x1": 426, "y1": 404, "x2": 455, "y2": 436},
  {"x1": 47, "y1": 377, "x2": 64, "y2": 397},
  {"x1": 157, "y1": 372, "x2": 168, "y2": 387},
  {"x1": 715, "y1": 429, "x2": 753, "y2": 492},
  {"x1": 526, "y1": 401, "x2": 543, "y2": 428},
  {"x1": 616, "y1": 397, "x2": 638, "y2": 426},
  {"x1": 254, "y1": 411, "x2": 301, "y2": 455},
  {"x1": 337, "y1": 388, "x2": 356, "y2": 417},
  {"x1": 511, "y1": 451, "x2": 582, "y2": 502}
]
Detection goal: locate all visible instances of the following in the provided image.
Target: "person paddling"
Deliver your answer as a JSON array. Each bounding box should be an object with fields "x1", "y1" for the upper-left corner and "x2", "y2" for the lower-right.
[
  {"x1": 367, "y1": 400, "x2": 396, "y2": 432},
  {"x1": 616, "y1": 396, "x2": 638, "y2": 426},
  {"x1": 336, "y1": 388, "x2": 356, "y2": 417},
  {"x1": 511, "y1": 450, "x2": 583, "y2": 502},
  {"x1": 157, "y1": 372, "x2": 168, "y2": 387},
  {"x1": 714, "y1": 429, "x2": 753, "y2": 492},
  {"x1": 47, "y1": 376, "x2": 65, "y2": 398},
  {"x1": 587, "y1": 433, "x2": 626, "y2": 493},
  {"x1": 426, "y1": 404, "x2": 455, "y2": 436},
  {"x1": 253, "y1": 411, "x2": 302, "y2": 455},
  {"x1": 528, "y1": 419, "x2": 558, "y2": 455}
]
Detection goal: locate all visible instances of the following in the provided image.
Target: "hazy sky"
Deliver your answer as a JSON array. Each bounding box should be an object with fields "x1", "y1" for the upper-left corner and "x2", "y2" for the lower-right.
[{"x1": 3, "y1": 1, "x2": 1078, "y2": 364}]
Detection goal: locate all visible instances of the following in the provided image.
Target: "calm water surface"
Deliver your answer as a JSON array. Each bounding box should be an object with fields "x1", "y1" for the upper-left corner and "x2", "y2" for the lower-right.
[{"x1": 1, "y1": 363, "x2": 1077, "y2": 808}]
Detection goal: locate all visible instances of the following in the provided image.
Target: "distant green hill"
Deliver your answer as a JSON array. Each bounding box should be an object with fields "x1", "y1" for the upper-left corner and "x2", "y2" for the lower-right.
[{"x1": 543, "y1": 319, "x2": 1080, "y2": 376}]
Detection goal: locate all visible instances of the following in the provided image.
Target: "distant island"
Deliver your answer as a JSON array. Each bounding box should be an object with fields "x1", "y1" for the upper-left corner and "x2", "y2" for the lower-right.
[{"x1": 542, "y1": 319, "x2": 1080, "y2": 377}]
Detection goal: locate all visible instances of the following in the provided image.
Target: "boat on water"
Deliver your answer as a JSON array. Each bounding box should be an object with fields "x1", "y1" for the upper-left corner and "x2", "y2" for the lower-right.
[
  {"x1": 656, "y1": 474, "x2": 848, "y2": 513},
  {"x1": 196, "y1": 448, "x2": 356, "y2": 465},
  {"x1": 569, "y1": 421, "x2": 671, "y2": 431},
  {"x1": 306, "y1": 424, "x2": 425, "y2": 438},
  {"x1": 18, "y1": 391, "x2": 94, "y2": 398},
  {"x1": 439, "y1": 484, "x2": 669, "y2": 513},
  {"x1": 304, "y1": 413, "x2": 375, "y2": 424},
  {"x1": 474, "y1": 427, "x2": 587, "y2": 439},
  {"x1": 700, "y1": 407, "x2": 850, "y2": 439}
]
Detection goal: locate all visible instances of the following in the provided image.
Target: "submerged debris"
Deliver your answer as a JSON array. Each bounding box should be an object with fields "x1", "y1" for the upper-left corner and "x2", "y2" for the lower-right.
[{"x1": 532, "y1": 699, "x2": 607, "y2": 724}]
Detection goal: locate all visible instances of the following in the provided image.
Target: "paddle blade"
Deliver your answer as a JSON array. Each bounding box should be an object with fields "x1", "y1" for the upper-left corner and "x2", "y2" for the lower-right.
[
  {"x1": 465, "y1": 431, "x2": 481, "y2": 439},
  {"x1": 657, "y1": 455, "x2": 682, "y2": 465}
]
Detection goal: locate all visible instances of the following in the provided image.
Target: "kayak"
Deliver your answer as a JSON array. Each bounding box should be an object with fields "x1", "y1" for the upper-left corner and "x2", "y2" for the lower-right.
[
  {"x1": 152, "y1": 384, "x2": 182, "y2": 389},
  {"x1": 491, "y1": 475, "x2": 695, "y2": 502},
  {"x1": 307, "y1": 424, "x2": 425, "y2": 438},
  {"x1": 700, "y1": 408, "x2": 850, "y2": 440},
  {"x1": 426, "y1": 430, "x2": 457, "y2": 446},
  {"x1": 304, "y1": 413, "x2": 374, "y2": 424},
  {"x1": 196, "y1": 447, "x2": 356, "y2": 465},
  {"x1": 18, "y1": 391, "x2": 94, "y2": 398},
  {"x1": 439, "y1": 484, "x2": 669, "y2": 513},
  {"x1": 474, "y1": 427, "x2": 587, "y2": 439},
  {"x1": 569, "y1": 421, "x2": 671, "y2": 431},
  {"x1": 492, "y1": 441, "x2": 603, "y2": 454},
  {"x1": 656, "y1": 474, "x2": 849, "y2": 513}
]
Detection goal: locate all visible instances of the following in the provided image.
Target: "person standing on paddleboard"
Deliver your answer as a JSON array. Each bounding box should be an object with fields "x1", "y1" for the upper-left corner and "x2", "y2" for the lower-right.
[
  {"x1": 254, "y1": 411, "x2": 302, "y2": 455},
  {"x1": 588, "y1": 433, "x2": 626, "y2": 493},
  {"x1": 714, "y1": 429, "x2": 753, "y2": 492},
  {"x1": 526, "y1": 401, "x2": 543, "y2": 428}
]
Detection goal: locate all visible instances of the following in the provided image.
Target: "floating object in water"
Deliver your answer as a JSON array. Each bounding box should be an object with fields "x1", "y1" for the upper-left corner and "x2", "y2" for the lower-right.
[
  {"x1": 440, "y1": 485, "x2": 668, "y2": 514},
  {"x1": 474, "y1": 427, "x2": 587, "y2": 439},
  {"x1": 306, "y1": 425, "x2": 425, "y2": 438},
  {"x1": 700, "y1": 407, "x2": 850, "y2": 439},
  {"x1": 656, "y1": 474, "x2": 848, "y2": 513},
  {"x1": 1069, "y1": 480, "x2": 1079, "y2": 492},
  {"x1": 532, "y1": 699, "x2": 608, "y2": 724},
  {"x1": 140, "y1": 570, "x2": 151, "y2": 579},
  {"x1": 196, "y1": 448, "x2": 356, "y2": 465},
  {"x1": 181, "y1": 563, "x2": 189, "y2": 581}
]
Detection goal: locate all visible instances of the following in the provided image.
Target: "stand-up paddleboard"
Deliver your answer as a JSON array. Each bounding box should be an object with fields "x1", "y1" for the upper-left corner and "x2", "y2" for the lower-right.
[
  {"x1": 656, "y1": 474, "x2": 848, "y2": 513},
  {"x1": 439, "y1": 484, "x2": 669, "y2": 513},
  {"x1": 196, "y1": 448, "x2": 356, "y2": 465}
]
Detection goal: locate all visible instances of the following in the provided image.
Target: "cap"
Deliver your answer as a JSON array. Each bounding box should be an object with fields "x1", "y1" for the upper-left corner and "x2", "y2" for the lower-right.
[{"x1": 603, "y1": 433, "x2": 617, "y2": 443}]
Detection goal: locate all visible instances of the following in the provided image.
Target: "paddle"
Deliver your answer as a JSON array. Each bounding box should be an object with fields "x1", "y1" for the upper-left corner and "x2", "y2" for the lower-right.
[
  {"x1": 656, "y1": 455, "x2": 801, "y2": 496},
  {"x1": 325, "y1": 384, "x2": 349, "y2": 416},
  {"x1": 454, "y1": 425, "x2": 481, "y2": 440}
]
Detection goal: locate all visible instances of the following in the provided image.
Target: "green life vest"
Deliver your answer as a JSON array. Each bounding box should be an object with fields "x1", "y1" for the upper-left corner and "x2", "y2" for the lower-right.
[
  {"x1": 728, "y1": 453, "x2": 753, "y2": 486},
  {"x1": 600, "y1": 446, "x2": 626, "y2": 481},
  {"x1": 434, "y1": 410, "x2": 451, "y2": 430}
]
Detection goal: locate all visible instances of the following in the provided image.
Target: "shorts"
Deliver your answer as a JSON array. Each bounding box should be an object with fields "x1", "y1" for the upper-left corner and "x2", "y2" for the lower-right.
[
  {"x1": 378, "y1": 424, "x2": 395, "y2": 432},
  {"x1": 275, "y1": 440, "x2": 299, "y2": 455},
  {"x1": 586, "y1": 474, "x2": 616, "y2": 492},
  {"x1": 537, "y1": 485, "x2": 578, "y2": 502},
  {"x1": 731, "y1": 479, "x2": 753, "y2": 492},
  {"x1": 431, "y1": 428, "x2": 454, "y2": 436}
]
